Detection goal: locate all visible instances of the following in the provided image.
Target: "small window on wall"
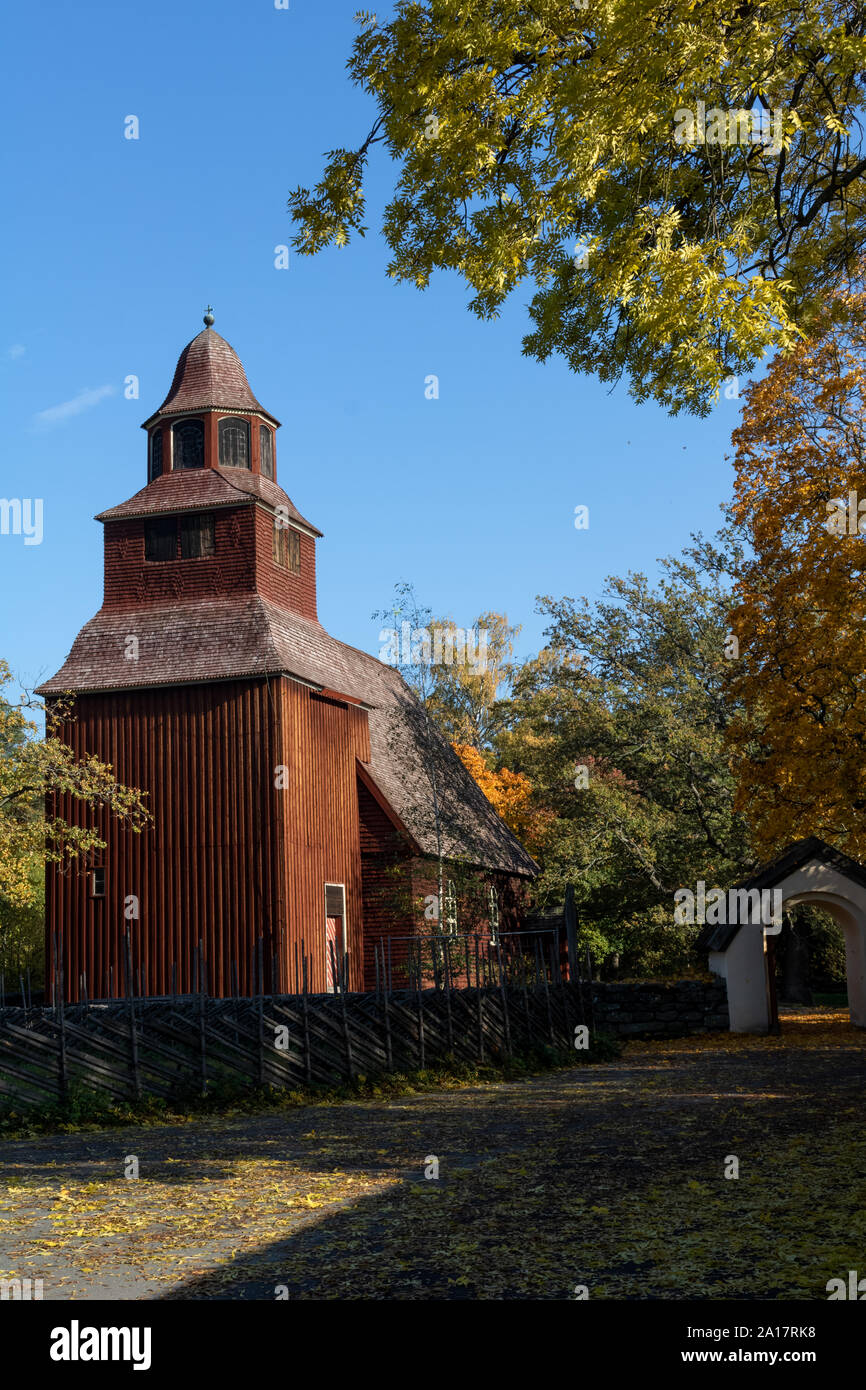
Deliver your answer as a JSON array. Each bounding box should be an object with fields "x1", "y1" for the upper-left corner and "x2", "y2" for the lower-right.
[
  {"x1": 260, "y1": 426, "x2": 274, "y2": 480},
  {"x1": 273, "y1": 523, "x2": 300, "y2": 574},
  {"x1": 144, "y1": 517, "x2": 177, "y2": 562},
  {"x1": 149, "y1": 429, "x2": 163, "y2": 482},
  {"x1": 91, "y1": 867, "x2": 105, "y2": 898},
  {"x1": 172, "y1": 418, "x2": 204, "y2": 470},
  {"x1": 180, "y1": 512, "x2": 215, "y2": 558},
  {"x1": 325, "y1": 884, "x2": 346, "y2": 993},
  {"x1": 219, "y1": 417, "x2": 250, "y2": 469}
]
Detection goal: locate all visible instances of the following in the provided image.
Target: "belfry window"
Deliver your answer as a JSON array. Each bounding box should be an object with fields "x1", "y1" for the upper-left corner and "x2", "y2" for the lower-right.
[
  {"x1": 260, "y1": 426, "x2": 274, "y2": 480},
  {"x1": 149, "y1": 429, "x2": 163, "y2": 482},
  {"x1": 144, "y1": 517, "x2": 177, "y2": 562},
  {"x1": 219, "y1": 417, "x2": 250, "y2": 469},
  {"x1": 172, "y1": 418, "x2": 204, "y2": 470},
  {"x1": 273, "y1": 523, "x2": 300, "y2": 574},
  {"x1": 144, "y1": 512, "x2": 215, "y2": 562},
  {"x1": 180, "y1": 512, "x2": 215, "y2": 558}
]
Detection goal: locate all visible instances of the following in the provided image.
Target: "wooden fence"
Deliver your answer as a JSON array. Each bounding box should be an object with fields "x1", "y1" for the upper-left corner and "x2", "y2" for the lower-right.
[{"x1": 0, "y1": 931, "x2": 595, "y2": 1110}]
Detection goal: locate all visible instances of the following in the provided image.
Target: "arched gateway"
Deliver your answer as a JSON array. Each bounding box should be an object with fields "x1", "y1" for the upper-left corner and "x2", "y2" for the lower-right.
[{"x1": 698, "y1": 838, "x2": 866, "y2": 1034}]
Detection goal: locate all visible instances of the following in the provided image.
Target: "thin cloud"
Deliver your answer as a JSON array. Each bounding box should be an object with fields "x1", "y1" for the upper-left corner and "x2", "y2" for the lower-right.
[
  {"x1": 34, "y1": 383, "x2": 116, "y2": 427},
  {"x1": 7, "y1": 344, "x2": 26, "y2": 360}
]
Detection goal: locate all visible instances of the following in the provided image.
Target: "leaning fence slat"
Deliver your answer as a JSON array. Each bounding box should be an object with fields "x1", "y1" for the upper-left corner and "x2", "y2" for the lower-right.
[
  {"x1": 474, "y1": 935, "x2": 484, "y2": 1062},
  {"x1": 496, "y1": 940, "x2": 513, "y2": 1058},
  {"x1": 379, "y1": 942, "x2": 393, "y2": 1071},
  {"x1": 257, "y1": 937, "x2": 265, "y2": 1087},
  {"x1": 443, "y1": 938, "x2": 454, "y2": 1052},
  {"x1": 197, "y1": 941, "x2": 208, "y2": 1098},
  {"x1": 301, "y1": 945, "x2": 312, "y2": 1083},
  {"x1": 53, "y1": 934, "x2": 68, "y2": 1103},
  {"x1": 123, "y1": 932, "x2": 141, "y2": 1101}
]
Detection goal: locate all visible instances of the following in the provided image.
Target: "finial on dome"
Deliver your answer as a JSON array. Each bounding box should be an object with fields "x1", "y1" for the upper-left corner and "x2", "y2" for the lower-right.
[{"x1": 203, "y1": 305, "x2": 215, "y2": 327}]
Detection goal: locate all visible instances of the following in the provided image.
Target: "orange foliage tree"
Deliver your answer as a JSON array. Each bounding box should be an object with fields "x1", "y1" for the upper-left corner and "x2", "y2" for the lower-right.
[
  {"x1": 728, "y1": 286, "x2": 866, "y2": 858},
  {"x1": 451, "y1": 743, "x2": 549, "y2": 860}
]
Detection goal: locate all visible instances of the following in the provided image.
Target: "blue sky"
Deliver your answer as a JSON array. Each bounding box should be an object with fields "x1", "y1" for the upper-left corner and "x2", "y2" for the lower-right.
[{"x1": 2, "y1": 0, "x2": 744, "y2": 702}]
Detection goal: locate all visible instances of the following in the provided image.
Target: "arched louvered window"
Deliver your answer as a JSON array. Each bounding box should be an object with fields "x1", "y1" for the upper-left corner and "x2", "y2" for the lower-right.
[
  {"x1": 149, "y1": 429, "x2": 163, "y2": 482},
  {"x1": 218, "y1": 417, "x2": 250, "y2": 469},
  {"x1": 260, "y1": 426, "x2": 274, "y2": 480},
  {"x1": 172, "y1": 418, "x2": 204, "y2": 470}
]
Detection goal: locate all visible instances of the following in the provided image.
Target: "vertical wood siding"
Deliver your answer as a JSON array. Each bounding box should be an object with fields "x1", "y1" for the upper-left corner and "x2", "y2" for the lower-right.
[
  {"x1": 276, "y1": 682, "x2": 369, "y2": 994},
  {"x1": 45, "y1": 677, "x2": 525, "y2": 1003},
  {"x1": 46, "y1": 674, "x2": 375, "y2": 1002}
]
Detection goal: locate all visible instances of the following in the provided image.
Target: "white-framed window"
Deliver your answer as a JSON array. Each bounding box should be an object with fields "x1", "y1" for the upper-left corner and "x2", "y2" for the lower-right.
[
  {"x1": 488, "y1": 884, "x2": 499, "y2": 945},
  {"x1": 91, "y1": 867, "x2": 105, "y2": 898},
  {"x1": 325, "y1": 883, "x2": 346, "y2": 992}
]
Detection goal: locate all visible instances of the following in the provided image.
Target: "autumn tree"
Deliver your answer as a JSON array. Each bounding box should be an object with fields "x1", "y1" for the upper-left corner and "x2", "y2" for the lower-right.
[
  {"x1": 0, "y1": 661, "x2": 150, "y2": 971},
  {"x1": 424, "y1": 610, "x2": 520, "y2": 749},
  {"x1": 289, "y1": 1, "x2": 866, "y2": 414},
  {"x1": 498, "y1": 540, "x2": 752, "y2": 972},
  {"x1": 451, "y1": 741, "x2": 550, "y2": 858},
  {"x1": 375, "y1": 590, "x2": 530, "y2": 934},
  {"x1": 728, "y1": 286, "x2": 866, "y2": 858},
  {"x1": 374, "y1": 582, "x2": 450, "y2": 913}
]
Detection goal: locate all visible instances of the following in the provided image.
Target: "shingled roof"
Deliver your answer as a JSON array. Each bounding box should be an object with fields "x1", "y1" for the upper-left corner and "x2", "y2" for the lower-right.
[
  {"x1": 141, "y1": 328, "x2": 279, "y2": 427},
  {"x1": 696, "y1": 837, "x2": 866, "y2": 952},
  {"x1": 95, "y1": 466, "x2": 322, "y2": 536},
  {"x1": 36, "y1": 597, "x2": 537, "y2": 878}
]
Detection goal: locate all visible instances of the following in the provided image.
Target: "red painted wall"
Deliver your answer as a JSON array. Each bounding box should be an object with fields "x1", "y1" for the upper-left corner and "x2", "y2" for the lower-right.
[{"x1": 45, "y1": 674, "x2": 371, "y2": 1001}]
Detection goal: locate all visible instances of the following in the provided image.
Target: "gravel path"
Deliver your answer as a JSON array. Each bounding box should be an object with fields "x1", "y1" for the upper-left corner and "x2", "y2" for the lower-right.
[{"x1": 1, "y1": 1010, "x2": 864, "y2": 1300}]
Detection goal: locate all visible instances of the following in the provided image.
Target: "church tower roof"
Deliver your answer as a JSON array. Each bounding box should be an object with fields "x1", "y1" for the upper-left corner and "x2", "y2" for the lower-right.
[{"x1": 142, "y1": 312, "x2": 279, "y2": 427}]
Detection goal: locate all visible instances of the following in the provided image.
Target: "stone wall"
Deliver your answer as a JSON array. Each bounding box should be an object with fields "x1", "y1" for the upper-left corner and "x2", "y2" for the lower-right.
[{"x1": 590, "y1": 979, "x2": 729, "y2": 1038}]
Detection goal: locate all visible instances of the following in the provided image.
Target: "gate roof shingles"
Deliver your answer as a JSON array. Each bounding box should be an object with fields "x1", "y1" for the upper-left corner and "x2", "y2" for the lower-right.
[{"x1": 697, "y1": 836, "x2": 866, "y2": 952}]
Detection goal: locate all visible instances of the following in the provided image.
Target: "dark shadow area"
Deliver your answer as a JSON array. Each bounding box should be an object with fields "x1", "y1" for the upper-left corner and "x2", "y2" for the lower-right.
[{"x1": 151, "y1": 1036, "x2": 866, "y2": 1301}]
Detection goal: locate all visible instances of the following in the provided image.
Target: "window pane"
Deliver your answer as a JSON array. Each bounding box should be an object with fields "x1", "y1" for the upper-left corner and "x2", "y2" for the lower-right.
[
  {"x1": 180, "y1": 512, "x2": 215, "y2": 559},
  {"x1": 144, "y1": 517, "x2": 177, "y2": 561},
  {"x1": 219, "y1": 417, "x2": 250, "y2": 469},
  {"x1": 173, "y1": 419, "x2": 204, "y2": 470},
  {"x1": 325, "y1": 885, "x2": 345, "y2": 918},
  {"x1": 260, "y1": 426, "x2": 274, "y2": 480},
  {"x1": 149, "y1": 430, "x2": 163, "y2": 482}
]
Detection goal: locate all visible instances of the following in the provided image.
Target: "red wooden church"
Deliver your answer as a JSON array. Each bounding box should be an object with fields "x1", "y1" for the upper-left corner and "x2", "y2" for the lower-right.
[{"x1": 38, "y1": 316, "x2": 536, "y2": 1000}]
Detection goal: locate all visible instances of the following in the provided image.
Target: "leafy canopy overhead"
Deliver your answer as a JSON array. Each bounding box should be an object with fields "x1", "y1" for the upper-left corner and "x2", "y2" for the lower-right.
[{"x1": 289, "y1": 1, "x2": 866, "y2": 414}]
